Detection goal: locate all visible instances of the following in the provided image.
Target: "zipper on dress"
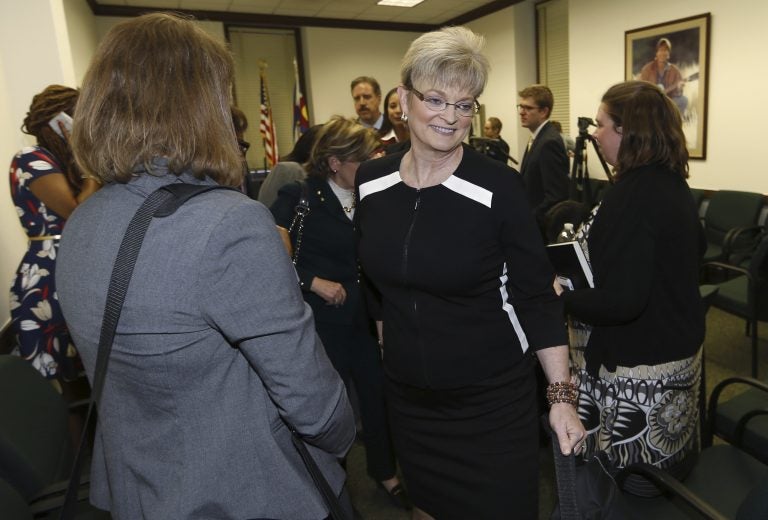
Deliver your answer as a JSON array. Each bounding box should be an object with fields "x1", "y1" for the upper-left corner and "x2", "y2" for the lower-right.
[{"x1": 401, "y1": 189, "x2": 421, "y2": 282}]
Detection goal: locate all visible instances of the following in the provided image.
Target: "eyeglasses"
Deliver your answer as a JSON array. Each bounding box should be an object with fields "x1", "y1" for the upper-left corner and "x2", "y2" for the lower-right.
[
  {"x1": 410, "y1": 88, "x2": 479, "y2": 117},
  {"x1": 516, "y1": 104, "x2": 541, "y2": 112}
]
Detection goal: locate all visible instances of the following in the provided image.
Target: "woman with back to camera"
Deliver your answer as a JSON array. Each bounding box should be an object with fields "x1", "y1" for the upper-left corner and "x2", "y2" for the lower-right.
[
  {"x1": 56, "y1": 13, "x2": 354, "y2": 519},
  {"x1": 561, "y1": 80, "x2": 705, "y2": 495},
  {"x1": 355, "y1": 26, "x2": 584, "y2": 520},
  {"x1": 271, "y1": 116, "x2": 411, "y2": 510},
  {"x1": 9, "y1": 85, "x2": 100, "y2": 391}
]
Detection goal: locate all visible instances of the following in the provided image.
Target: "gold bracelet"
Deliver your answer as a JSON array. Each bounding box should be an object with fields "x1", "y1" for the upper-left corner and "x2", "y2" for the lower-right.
[{"x1": 546, "y1": 380, "x2": 578, "y2": 407}]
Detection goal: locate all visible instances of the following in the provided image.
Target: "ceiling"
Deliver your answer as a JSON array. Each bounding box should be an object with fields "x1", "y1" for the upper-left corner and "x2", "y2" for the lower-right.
[{"x1": 89, "y1": 0, "x2": 519, "y2": 30}]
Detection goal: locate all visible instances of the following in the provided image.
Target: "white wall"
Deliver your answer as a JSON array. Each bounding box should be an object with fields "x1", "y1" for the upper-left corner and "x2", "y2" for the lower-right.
[
  {"x1": 0, "y1": 0, "x2": 82, "y2": 330},
  {"x1": 569, "y1": 0, "x2": 768, "y2": 194},
  {"x1": 301, "y1": 27, "x2": 418, "y2": 125},
  {"x1": 63, "y1": 0, "x2": 99, "y2": 85},
  {"x1": 467, "y1": 3, "x2": 536, "y2": 164}
]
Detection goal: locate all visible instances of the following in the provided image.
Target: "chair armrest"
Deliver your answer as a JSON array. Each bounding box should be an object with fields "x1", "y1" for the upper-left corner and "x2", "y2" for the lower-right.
[
  {"x1": 723, "y1": 226, "x2": 765, "y2": 263},
  {"x1": 702, "y1": 261, "x2": 752, "y2": 281},
  {"x1": 733, "y1": 409, "x2": 768, "y2": 448},
  {"x1": 706, "y1": 376, "x2": 768, "y2": 446},
  {"x1": 27, "y1": 478, "x2": 90, "y2": 515},
  {"x1": 617, "y1": 463, "x2": 727, "y2": 520},
  {"x1": 68, "y1": 397, "x2": 91, "y2": 412}
]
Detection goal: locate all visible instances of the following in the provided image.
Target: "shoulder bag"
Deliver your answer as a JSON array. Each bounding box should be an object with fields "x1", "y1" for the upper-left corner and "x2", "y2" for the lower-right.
[{"x1": 60, "y1": 183, "x2": 349, "y2": 520}]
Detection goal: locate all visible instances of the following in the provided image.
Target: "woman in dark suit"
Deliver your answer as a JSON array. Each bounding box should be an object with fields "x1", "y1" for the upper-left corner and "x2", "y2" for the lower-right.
[{"x1": 271, "y1": 116, "x2": 410, "y2": 509}]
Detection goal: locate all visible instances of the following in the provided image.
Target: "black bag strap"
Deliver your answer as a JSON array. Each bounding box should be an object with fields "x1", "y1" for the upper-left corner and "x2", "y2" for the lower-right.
[
  {"x1": 550, "y1": 429, "x2": 582, "y2": 520},
  {"x1": 288, "y1": 180, "x2": 311, "y2": 265},
  {"x1": 59, "y1": 184, "x2": 233, "y2": 520}
]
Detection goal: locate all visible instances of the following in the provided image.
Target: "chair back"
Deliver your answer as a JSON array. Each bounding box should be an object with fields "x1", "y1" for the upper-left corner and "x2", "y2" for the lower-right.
[
  {"x1": 0, "y1": 355, "x2": 74, "y2": 500},
  {"x1": 704, "y1": 190, "x2": 764, "y2": 249},
  {"x1": 748, "y1": 231, "x2": 768, "y2": 322}
]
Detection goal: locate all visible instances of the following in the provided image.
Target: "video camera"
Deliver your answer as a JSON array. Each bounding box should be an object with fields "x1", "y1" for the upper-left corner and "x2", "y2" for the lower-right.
[{"x1": 577, "y1": 117, "x2": 595, "y2": 136}]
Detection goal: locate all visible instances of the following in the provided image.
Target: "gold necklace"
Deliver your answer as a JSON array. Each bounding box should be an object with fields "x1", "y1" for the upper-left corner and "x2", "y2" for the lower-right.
[{"x1": 342, "y1": 199, "x2": 356, "y2": 213}]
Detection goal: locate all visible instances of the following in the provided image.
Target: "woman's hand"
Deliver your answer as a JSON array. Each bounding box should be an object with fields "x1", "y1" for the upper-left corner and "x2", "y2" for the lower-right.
[
  {"x1": 549, "y1": 402, "x2": 586, "y2": 455},
  {"x1": 311, "y1": 277, "x2": 347, "y2": 306}
]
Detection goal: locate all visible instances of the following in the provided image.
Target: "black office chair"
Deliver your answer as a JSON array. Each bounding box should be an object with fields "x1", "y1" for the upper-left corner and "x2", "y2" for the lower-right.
[
  {"x1": 701, "y1": 190, "x2": 764, "y2": 266},
  {"x1": 0, "y1": 355, "x2": 107, "y2": 518},
  {"x1": 705, "y1": 376, "x2": 768, "y2": 466},
  {"x1": 617, "y1": 444, "x2": 768, "y2": 519},
  {"x1": 704, "y1": 230, "x2": 768, "y2": 378}
]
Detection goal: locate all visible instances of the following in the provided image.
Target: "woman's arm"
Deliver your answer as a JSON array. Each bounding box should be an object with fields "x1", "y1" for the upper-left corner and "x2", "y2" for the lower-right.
[
  {"x1": 29, "y1": 174, "x2": 100, "y2": 219},
  {"x1": 536, "y1": 345, "x2": 585, "y2": 455}
]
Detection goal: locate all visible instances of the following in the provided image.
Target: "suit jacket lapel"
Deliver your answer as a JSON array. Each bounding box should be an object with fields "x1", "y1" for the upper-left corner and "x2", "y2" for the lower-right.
[{"x1": 310, "y1": 178, "x2": 353, "y2": 226}]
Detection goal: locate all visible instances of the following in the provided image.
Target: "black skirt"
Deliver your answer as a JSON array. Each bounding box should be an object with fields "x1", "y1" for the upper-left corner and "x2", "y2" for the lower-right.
[{"x1": 385, "y1": 363, "x2": 540, "y2": 520}]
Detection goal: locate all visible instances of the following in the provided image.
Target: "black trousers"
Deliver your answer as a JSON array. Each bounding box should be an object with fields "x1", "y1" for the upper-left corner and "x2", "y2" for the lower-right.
[{"x1": 315, "y1": 321, "x2": 396, "y2": 481}]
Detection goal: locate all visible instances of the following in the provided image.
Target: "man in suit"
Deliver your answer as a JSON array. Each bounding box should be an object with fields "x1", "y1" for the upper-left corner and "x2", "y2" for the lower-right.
[
  {"x1": 518, "y1": 84, "x2": 569, "y2": 235},
  {"x1": 351, "y1": 76, "x2": 384, "y2": 131},
  {"x1": 483, "y1": 116, "x2": 511, "y2": 164}
]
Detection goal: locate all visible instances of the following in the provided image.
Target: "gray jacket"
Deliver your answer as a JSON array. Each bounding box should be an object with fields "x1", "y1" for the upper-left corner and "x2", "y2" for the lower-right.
[{"x1": 58, "y1": 170, "x2": 354, "y2": 519}]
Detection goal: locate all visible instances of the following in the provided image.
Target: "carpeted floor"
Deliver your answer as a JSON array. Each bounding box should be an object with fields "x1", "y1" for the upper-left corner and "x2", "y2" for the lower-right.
[{"x1": 343, "y1": 307, "x2": 768, "y2": 519}]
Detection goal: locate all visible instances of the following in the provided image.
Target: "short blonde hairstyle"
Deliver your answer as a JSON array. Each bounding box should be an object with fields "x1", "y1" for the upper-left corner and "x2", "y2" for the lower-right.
[
  {"x1": 306, "y1": 116, "x2": 379, "y2": 180},
  {"x1": 400, "y1": 26, "x2": 489, "y2": 98},
  {"x1": 72, "y1": 13, "x2": 242, "y2": 186}
]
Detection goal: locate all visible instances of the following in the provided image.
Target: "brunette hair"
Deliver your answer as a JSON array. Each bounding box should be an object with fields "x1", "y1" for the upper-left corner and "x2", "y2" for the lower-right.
[
  {"x1": 601, "y1": 80, "x2": 689, "y2": 178},
  {"x1": 518, "y1": 84, "x2": 554, "y2": 117},
  {"x1": 21, "y1": 85, "x2": 80, "y2": 188},
  {"x1": 350, "y1": 76, "x2": 381, "y2": 97},
  {"x1": 72, "y1": 13, "x2": 242, "y2": 186},
  {"x1": 378, "y1": 87, "x2": 400, "y2": 138},
  {"x1": 305, "y1": 116, "x2": 379, "y2": 180},
  {"x1": 486, "y1": 116, "x2": 502, "y2": 133}
]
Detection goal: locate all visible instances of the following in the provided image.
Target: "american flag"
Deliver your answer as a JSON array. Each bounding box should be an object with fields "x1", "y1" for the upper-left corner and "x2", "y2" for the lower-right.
[
  {"x1": 293, "y1": 58, "x2": 310, "y2": 142},
  {"x1": 259, "y1": 70, "x2": 279, "y2": 168}
]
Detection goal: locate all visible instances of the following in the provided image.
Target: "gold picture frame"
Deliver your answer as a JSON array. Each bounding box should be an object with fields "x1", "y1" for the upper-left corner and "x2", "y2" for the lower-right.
[{"x1": 625, "y1": 13, "x2": 711, "y2": 159}]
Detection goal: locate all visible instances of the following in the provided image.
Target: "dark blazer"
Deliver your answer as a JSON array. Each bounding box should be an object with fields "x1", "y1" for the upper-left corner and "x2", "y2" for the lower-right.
[
  {"x1": 562, "y1": 164, "x2": 705, "y2": 375},
  {"x1": 271, "y1": 176, "x2": 366, "y2": 326},
  {"x1": 520, "y1": 121, "x2": 570, "y2": 229}
]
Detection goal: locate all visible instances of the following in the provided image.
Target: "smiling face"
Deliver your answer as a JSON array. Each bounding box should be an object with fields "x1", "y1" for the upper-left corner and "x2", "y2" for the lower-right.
[
  {"x1": 386, "y1": 91, "x2": 404, "y2": 128},
  {"x1": 352, "y1": 82, "x2": 381, "y2": 126},
  {"x1": 399, "y1": 84, "x2": 474, "y2": 154},
  {"x1": 593, "y1": 103, "x2": 622, "y2": 167}
]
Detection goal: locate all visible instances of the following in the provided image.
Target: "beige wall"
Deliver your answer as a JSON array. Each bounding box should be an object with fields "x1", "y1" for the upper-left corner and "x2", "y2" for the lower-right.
[
  {"x1": 301, "y1": 27, "x2": 418, "y2": 126},
  {"x1": 570, "y1": 0, "x2": 768, "y2": 194},
  {"x1": 1, "y1": 0, "x2": 767, "y2": 328}
]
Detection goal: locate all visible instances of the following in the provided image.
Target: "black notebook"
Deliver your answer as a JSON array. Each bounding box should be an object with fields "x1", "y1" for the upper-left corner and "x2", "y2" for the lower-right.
[{"x1": 546, "y1": 241, "x2": 594, "y2": 290}]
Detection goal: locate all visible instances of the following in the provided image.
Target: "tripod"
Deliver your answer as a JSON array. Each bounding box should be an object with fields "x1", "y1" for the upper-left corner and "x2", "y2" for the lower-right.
[{"x1": 569, "y1": 121, "x2": 612, "y2": 207}]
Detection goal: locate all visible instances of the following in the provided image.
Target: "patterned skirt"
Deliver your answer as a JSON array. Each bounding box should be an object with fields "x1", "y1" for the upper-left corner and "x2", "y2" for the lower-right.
[{"x1": 569, "y1": 318, "x2": 701, "y2": 496}]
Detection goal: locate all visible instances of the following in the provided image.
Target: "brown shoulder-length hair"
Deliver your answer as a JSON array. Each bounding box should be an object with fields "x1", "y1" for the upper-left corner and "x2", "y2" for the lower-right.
[
  {"x1": 306, "y1": 116, "x2": 379, "y2": 180},
  {"x1": 72, "y1": 13, "x2": 242, "y2": 186},
  {"x1": 601, "y1": 80, "x2": 689, "y2": 179}
]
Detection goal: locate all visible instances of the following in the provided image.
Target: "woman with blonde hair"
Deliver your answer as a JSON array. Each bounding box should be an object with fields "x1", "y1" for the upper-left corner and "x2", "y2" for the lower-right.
[
  {"x1": 57, "y1": 13, "x2": 354, "y2": 519},
  {"x1": 271, "y1": 115, "x2": 411, "y2": 510},
  {"x1": 355, "y1": 26, "x2": 584, "y2": 519}
]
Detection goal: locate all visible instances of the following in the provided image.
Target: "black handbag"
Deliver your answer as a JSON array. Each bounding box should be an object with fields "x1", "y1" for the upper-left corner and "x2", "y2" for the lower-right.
[
  {"x1": 60, "y1": 184, "x2": 349, "y2": 520},
  {"x1": 548, "y1": 426, "x2": 637, "y2": 520}
]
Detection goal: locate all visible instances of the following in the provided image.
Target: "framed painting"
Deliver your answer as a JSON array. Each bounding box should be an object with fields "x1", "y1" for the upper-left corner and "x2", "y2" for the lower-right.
[{"x1": 625, "y1": 13, "x2": 711, "y2": 159}]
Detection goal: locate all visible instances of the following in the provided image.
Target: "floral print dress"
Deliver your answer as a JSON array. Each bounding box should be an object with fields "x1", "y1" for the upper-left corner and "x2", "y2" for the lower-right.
[{"x1": 9, "y1": 146, "x2": 79, "y2": 381}]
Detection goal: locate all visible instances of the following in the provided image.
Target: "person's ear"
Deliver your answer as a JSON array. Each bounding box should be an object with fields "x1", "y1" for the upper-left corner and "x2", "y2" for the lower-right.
[
  {"x1": 397, "y1": 86, "x2": 410, "y2": 117},
  {"x1": 328, "y1": 156, "x2": 341, "y2": 173}
]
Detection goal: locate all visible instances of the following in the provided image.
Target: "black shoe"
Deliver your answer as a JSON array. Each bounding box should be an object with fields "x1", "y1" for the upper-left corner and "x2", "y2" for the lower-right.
[{"x1": 377, "y1": 482, "x2": 413, "y2": 511}]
